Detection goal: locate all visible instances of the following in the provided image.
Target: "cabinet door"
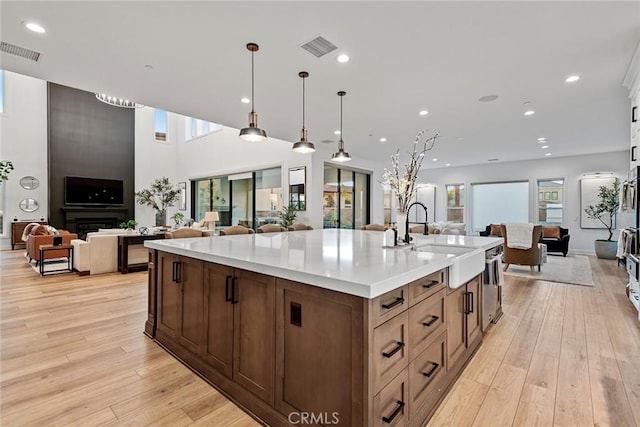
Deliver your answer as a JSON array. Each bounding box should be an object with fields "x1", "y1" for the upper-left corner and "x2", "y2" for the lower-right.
[
  {"x1": 233, "y1": 269, "x2": 275, "y2": 404},
  {"x1": 157, "y1": 252, "x2": 181, "y2": 339},
  {"x1": 178, "y1": 257, "x2": 204, "y2": 353},
  {"x1": 466, "y1": 276, "x2": 482, "y2": 346},
  {"x1": 204, "y1": 263, "x2": 234, "y2": 378},
  {"x1": 446, "y1": 285, "x2": 466, "y2": 368}
]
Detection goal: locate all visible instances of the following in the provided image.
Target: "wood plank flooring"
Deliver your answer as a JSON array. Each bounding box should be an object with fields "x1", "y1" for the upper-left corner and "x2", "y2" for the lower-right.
[{"x1": 2, "y1": 250, "x2": 639, "y2": 426}]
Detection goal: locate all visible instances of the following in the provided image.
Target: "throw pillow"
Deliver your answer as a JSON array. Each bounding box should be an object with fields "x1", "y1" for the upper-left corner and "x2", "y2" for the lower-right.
[
  {"x1": 542, "y1": 226, "x2": 561, "y2": 239},
  {"x1": 489, "y1": 224, "x2": 502, "y2": 236}
]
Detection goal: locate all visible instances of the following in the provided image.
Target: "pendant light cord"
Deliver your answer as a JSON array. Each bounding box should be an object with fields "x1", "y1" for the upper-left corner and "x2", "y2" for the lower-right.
[
  {"x1": 251, "y1": 50, "x2": 255, "y2": 113},
  {"x1": 302, "y1": 77, "x2": 305, "y2": 128},
  {"x1": 340, "y1": 94, "x2": 343, "y2": 141}
]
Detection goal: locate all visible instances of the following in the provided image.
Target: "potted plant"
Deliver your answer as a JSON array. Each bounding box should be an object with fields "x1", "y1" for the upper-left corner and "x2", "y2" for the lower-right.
[
  {"x1": 584, "y1": 178, "x2": 620, "y2": 259},
  {"x1": 171, "y1": 212, "x2": 185, "y2": 228},
  {"x1": 119, "y1": 219, "x2": 139, "y2": 231},
  {"x1": 280, "y1": 205, "x2": 297, "y2": 228},
  {"x1": 135, "y1": 177, "x2": 181, "y2": 227},
  {"x1": 0, "y1": 160, "x2": 14, "y2": 182}
]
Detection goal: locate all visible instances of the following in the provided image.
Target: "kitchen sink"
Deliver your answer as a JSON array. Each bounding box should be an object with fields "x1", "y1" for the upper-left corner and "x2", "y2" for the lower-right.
[{"x1": 416, "y1": 244, "x2": 485, "y2": 289}]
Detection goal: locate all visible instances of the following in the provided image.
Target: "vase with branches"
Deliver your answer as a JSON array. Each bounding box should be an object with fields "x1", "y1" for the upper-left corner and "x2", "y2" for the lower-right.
[
  {"x1": 135, "y1": 177, "x2": 181, "y2": 226},
  {"x1": 379, "y1": 130, "x2": 439, "y2": 214}
]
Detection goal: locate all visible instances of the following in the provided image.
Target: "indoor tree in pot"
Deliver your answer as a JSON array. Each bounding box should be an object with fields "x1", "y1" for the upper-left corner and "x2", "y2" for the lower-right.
[
  {"x1": 584, "y1": 178, "x2": 620, "y2": 259},
  {"x1": 135, "y1": 177, "x2": 181, "y2": 227}
]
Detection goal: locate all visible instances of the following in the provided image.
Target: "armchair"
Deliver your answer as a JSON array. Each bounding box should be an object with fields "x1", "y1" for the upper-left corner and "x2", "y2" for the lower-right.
[
  {"x1": 257, "y1": 224, "x2": 287, "y2": 233},
  {"x1": 219, "y1": 225, "x2": 255, "y2": 236},
  {"x1": 501, "y1": 224, "x2": 543, "y2": 272},
  {"x1": 164, "y1": 229, "x2": 213, "y2": 239},
  {"x1": 27, "y1": 231, "x2": 77, "y2": 264},
  {"x1": 540, "y1": 226, "x2": 570, "y2": 257},
  {"x1": 288, "y1": 223, "x2": 313, "y2": 231},
  {"x1": 360, "y1": 224, "x2": 387, "y2": 231}
]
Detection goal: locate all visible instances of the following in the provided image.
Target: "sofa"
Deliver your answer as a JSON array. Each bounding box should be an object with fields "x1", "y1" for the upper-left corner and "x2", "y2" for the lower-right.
[
  {"x1": 26, "y1": 226, "x2": 78, "y2": 264},
  {"x1": 71, "y1": 229, "x2": 147, "y2": 275},
  {"x1": 480, "y1": 224, "x2": 570, "y2": 256}
]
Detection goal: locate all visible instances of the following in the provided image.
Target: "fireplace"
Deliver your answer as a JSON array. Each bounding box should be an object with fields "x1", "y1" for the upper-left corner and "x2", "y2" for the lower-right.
[{"x1": 61, "y1": 207, "x2": 129, "y2": 239}]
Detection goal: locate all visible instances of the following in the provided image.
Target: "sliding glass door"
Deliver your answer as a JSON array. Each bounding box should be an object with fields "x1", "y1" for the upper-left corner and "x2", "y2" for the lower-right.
[{"x1": 323, "y1": 165, "x2": 370, "y2": 229}]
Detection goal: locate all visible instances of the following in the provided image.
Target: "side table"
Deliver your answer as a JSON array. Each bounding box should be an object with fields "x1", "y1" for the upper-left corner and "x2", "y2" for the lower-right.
[{"x1": 39, "y1": 244, "x2": 73, "y2": 276}]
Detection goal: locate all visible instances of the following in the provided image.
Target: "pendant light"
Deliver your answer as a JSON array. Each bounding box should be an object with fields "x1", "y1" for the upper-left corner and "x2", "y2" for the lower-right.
[
  {"x1": 239, "y1": 43, "x2": 267, "y2": 142},
  {"x1": 292, "y1": 71, "x2": 316, "y2": 153},
  {"x1": 331, "y1": 91, "x2": 352, "y2": 162}
]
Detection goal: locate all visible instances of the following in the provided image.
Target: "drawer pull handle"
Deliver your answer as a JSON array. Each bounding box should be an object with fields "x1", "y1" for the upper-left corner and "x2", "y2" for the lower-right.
[
  {"x1": 382, "y1": 400, "x2": 405, "y2": 424},
  {"x1": 422, "y1": 280, "x2": 440, "y2": 289},
  {"x1": 422, "y1": 362, "x2": 440, "y2": 378},
  {"x1": 382, "y1": 341, "x2": 405, "y2": 358},
  {"x1": 422, "y1": 315, "x2": 439, "y2": 327},
  {"x1": 381, "y1": 297, "x2": 404, "y2": 310}
]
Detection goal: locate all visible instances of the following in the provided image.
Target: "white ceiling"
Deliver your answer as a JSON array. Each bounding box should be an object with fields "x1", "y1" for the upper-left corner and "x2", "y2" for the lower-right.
[{"x1": 1, "y1": 1, "x2": 639, "y2": 168}]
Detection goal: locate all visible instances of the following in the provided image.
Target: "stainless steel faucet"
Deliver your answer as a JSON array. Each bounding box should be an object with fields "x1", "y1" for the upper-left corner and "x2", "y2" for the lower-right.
[{"x1": 404, "y1": 201, "x2": 429, "y2": 244}]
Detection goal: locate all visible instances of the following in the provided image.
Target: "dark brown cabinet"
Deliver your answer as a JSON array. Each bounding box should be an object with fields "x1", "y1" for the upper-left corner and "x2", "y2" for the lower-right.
[
  {"x1": 446, "y1": 275, "x2": 481, "y2": 368},
  {"x1": 156, "y1": 252, "x2": 204, "y2": 354},
  {"x1": 203, "y1": 264, "x2": 275, "y2": 404}
]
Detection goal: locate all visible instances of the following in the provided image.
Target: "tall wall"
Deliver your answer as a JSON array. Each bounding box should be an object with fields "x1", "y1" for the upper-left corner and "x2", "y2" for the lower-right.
[{"x1": 0, "y1": 71, "x2": 48, "y2": 249}]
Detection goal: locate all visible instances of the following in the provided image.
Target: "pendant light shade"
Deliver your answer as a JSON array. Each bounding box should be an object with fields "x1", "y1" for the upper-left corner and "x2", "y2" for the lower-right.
[
  {"x1": 292, "y1": 71, "x2": 316, "y2": 154},
  {"x1": 239, "y1": 43, "x2": 267, "y2": 142},
  {"x1": 331, "y1": 91, "x2": 351, "y2": 162}
]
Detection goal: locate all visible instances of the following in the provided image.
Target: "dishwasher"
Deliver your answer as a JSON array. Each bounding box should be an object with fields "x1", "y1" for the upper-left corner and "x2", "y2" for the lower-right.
[{"x1": 482, "y1": 245, "x2": 503, "y2": 331}]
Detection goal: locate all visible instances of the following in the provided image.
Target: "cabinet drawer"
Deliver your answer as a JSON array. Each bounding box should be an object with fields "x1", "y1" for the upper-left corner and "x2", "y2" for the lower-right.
[
  {"x1": 372, "y1": 285, "x2": 408, "y2": 328},
  {"x1": 408, "y1": 288, "x2": 446, "y2": 361},
  {"x1": 408, "y1": 331, "x2": 447, "y2": 419},
  {"x1": 407, "y1": 269, "x2": 447, "y2": 306},
  {"x1": 373, "y1": 369, "x2": 408, "y2": 427},
  {"x1": 373, "y1": 311, "x2": 409, "y2": 394}
]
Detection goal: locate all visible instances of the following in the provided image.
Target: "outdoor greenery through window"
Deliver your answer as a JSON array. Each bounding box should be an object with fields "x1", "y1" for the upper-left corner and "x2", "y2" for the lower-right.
[
  {"x1": 446, "y1": 184, "x2": 464, "y2": 223},
  {"x1": 323, "y1": 165, "x2": 370, "y2": 229},
  {"x1": 538, "y1": 179, "x2": 564, "y2": 225},
  {"x1": 154, "y1": 109, "x2": 167, "y2": 141}
]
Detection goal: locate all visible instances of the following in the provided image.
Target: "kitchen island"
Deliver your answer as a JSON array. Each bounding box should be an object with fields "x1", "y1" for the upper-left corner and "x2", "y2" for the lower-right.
[{"x1": 144, "y1": 229, "x2": 502, "y2": 426}]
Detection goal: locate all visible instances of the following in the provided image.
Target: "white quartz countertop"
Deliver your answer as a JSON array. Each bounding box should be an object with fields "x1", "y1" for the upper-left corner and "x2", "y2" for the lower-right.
[{"x1": 145, "y1": 229, "x2": 503, "y2": 299}]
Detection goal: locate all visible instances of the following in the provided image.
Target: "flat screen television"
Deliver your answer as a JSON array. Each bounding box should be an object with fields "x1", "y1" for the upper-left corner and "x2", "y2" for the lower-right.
[{"x1": 65, "y1": 176, "x2": 124, "y2": 206}]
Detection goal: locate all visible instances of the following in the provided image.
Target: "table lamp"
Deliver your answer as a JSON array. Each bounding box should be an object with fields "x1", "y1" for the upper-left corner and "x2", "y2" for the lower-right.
[{"x1": 204, "y1": 211, "x2": 219, "y2": 231}]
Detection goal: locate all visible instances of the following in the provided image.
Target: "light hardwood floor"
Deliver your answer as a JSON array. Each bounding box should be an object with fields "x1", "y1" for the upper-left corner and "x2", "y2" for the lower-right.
[{"x1": 1, "y1": 250, "x2": 639, "y2": 426}]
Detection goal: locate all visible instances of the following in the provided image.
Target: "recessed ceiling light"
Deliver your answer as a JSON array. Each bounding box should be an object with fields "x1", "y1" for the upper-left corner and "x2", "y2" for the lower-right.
[
  {"x1": 419, "y1": 110, "x2": 428, "y2": 116},
  {"x1": 565, "y1": 75, "x2": 580, "y2": 83},
  {"x1": 379, "y1": 138, "x2": 387, "y2": 142},
  {"x1": 537, "y1": 137, "x2": 546, "y2": 142},
  {"x1": 432, "y1": 158, "x2": 438, "y2": 162},
  {"x1": 241, "y1": 97, "x2": 250, "y2": 104},
  {"x1": 523, "y1": 102, "x2": 535, "y2": 116},
  {"x1": 419, "y1": 153, "x2": 425, "y2": 157},
  {"x1": 445, "y1": 163, "x2": 451, "y2": 167},
  {"x1": 334, "y1": 130, "x2": 341, "y2": 135},
  {"x1": 545, "y1": 153, "x2": 552, "y2": 156},
  {"x1": 337, "y1": 54, "x2": 349, "y2": 63},
  {"x1": 478, "y1": 95, "x2": 499, "y2": 102},
  {"x1": 24, "y1": 22, "x2": 45, "y2": 33},
  {"x1": 541, "y1": 145, "x2": 549, "y2": 149},
  {"x1": 457, "y1": 137, "x2": 464, "y2": 141}
]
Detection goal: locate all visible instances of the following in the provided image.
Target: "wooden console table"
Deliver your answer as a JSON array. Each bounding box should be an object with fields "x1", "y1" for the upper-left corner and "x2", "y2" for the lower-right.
[{"x1": 118, "y1": 234, "x2": 165, "y2": 273}]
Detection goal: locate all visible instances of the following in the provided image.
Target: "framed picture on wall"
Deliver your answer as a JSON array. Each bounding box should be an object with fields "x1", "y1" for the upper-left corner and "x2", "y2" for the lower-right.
[
  {"x1": 551, "y1": 191, "x2": 558, "y2": 201},
  {"x1": 538, "y1": 192, "x2": 543, "y2": 201},
  {"x1": 543, "y1": 191, "x2": 550, "y2": 200}
]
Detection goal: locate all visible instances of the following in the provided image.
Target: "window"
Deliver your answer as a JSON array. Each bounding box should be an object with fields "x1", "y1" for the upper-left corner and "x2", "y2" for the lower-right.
[
  {"x1": 185, "y1": 116, "x2": 222, "y2": 140},
  {"x1": 446, "y1": 184, "x2": 464, "y2": 223},
  {"x1": 538, "y1": 179, "x2": 564, "y2": 225},
  {"x1": 471, "y1": 181, "x2": 529, "y2": 232},
  {"x1": 323, "y1": 165, "x2": 370, "y2": 229},
  {"x1": 154, "y1": 109, "x2": 167, "y2": 141},
  {"x1": 0, "y1": 70, "x2": 4, "y2": 114}
]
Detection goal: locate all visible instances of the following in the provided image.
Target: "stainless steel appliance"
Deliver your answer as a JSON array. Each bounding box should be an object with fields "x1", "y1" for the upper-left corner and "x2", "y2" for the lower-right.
[{"x1": 482, "y1": 245, "x2": 503, "y2": 331}]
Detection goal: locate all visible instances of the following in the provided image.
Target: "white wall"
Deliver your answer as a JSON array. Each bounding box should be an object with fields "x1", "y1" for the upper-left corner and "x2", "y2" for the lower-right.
[
  {"x1": 410, "y1": 150, "x2": 629, "y2": 253},
  {"x1": 0, "y1": 72, "x2": 48, "y2": 250}
]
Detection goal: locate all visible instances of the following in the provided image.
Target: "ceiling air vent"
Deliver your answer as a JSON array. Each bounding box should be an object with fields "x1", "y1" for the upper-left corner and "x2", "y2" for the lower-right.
[
  {"x1": 0, "y1": 41, "x2": 41, "y2": 62},
  {"x1": 300, "y1": 36, "x2": 337, "y2": 58}
]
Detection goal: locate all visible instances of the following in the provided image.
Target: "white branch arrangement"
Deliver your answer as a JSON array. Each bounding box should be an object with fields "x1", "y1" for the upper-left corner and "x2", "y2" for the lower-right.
[{"x1": 380, "y1": 129, "x2": 439, "y2": 214}]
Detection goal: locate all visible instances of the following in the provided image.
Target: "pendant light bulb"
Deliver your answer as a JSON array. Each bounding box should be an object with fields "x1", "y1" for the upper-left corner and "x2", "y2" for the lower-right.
[
  {"x1": 239, "y1": 43, "x2": 267, "y2": 142},
  {"x1": 331, "y1": 91, "x2": 351, "y2": 162},
  {"x1": 292, "y1": 71, "x2": 316, "y2": 153}
]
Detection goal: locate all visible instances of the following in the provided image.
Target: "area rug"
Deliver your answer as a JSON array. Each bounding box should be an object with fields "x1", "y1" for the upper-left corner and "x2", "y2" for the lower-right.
[
  {"x1": 27, "y1": 256, "x2": 73, "y2": 276},
  {"x1": 503, "y1": 254, "x2": 595, "y2": 287}
]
